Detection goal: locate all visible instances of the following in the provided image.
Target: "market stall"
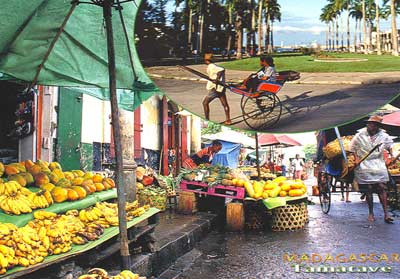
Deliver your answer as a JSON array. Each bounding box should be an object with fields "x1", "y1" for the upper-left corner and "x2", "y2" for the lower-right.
[
  {"x1": 0, "y1": 160, "x2": 159, "y2": 278},
  {"x1": 178, "y1": 164, "x2": 308, "y2": 232}
]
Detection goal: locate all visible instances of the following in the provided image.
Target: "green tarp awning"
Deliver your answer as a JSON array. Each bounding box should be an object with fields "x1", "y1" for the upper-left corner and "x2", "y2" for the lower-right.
[{"x1": 0, "y1": 0, "x2": 158, "y2": 110}]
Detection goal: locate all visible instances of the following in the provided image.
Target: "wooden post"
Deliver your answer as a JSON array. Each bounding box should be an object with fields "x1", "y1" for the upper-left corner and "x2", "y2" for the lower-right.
[
  {"x1": 162, "y1": 96, "x2": 169, "y2": 175},
  {"x1": 255, "y1": 132, "x2": 261, "y2": 180},
  {"x1": 226, "y1": 202, "x2": 245, "y2": 231},
  {"x1": 103, "y1": 0, "x2": 130, "y2": 269}
]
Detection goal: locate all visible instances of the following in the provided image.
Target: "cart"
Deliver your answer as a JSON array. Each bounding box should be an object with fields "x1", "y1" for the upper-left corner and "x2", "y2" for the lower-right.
[{"x1": 179, "y1": 66, "x2": 300, "y2": 130}]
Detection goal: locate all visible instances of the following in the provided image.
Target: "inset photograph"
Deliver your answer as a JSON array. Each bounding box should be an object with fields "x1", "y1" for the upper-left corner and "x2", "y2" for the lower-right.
[{"x1": 136, "y1": 0, "x2": 400, "y2": 132}]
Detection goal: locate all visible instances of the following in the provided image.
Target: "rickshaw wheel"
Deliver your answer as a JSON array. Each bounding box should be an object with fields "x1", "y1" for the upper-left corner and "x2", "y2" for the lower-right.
[
  {"x1": 241, "y1": 92, "x2": 282, "y2": 130},
  {"x1": 318, "y1": 171, "x2": 331, "y2": 214}
]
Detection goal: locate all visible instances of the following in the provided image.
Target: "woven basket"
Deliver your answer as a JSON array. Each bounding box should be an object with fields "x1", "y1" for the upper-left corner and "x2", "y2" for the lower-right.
[{"x1": 272, "y1": 203, "x2": 308, "y2": 232}]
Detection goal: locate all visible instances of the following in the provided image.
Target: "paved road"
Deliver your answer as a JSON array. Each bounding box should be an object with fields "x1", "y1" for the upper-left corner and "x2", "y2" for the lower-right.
[
  {"x1": 153, "y1": 78, "x2": 400, "y2": 133},
  {"x1": 164, "y1": 193, "x2": 400, "y2": 279}
]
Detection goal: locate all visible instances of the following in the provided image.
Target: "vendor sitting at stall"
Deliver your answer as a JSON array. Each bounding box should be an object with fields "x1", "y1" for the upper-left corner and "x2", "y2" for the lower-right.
[
  {"x1": 237, "y1": 56, "x2": 277, "y2": 92},
  {"x1": 182, "y1": 140, "x2": 223, "y2": 169},
  {"x1": 350, "y1": 115, "x2": 394, "y2": 224}
]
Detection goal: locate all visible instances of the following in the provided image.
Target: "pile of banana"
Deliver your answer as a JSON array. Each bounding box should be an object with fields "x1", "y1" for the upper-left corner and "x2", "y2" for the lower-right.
[
  {"x1": 0, "y1": 181, "x2": 53, "y2": 215},
  {"x1": 78, "y1": 268, "x2": 143, "y2": 279},
  {"x1": 0, "y1": 222, "x2": 48, "y2": 274},
  {"x1": 79, "y1": 201, "x2": 150, "y2": 227},
  {"x1": 0, "y1": 201, "x2": 151, "y2": 274}
]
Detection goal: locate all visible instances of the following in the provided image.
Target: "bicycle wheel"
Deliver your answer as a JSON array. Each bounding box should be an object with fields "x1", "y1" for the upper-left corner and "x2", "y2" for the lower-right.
[
  {"x1": 318, "y1": 172, "x2": 331, "y2": 214},
  {"x1": 242, "y1": 92, "x2": 282, "y2": 130}
]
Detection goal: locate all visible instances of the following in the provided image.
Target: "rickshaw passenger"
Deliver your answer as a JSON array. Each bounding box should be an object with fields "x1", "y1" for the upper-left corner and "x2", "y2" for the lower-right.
[{"x1": 238, "y1": 56, "x2": 277, "y2": 92}]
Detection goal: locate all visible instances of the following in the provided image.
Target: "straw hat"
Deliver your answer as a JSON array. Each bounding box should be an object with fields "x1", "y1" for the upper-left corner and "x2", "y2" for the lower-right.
[
  {"x1": 204, "y1": 53, "x2": 213, "y2": 61},
  {"x1": 366, "y1": 115, "x2": 383, "y2": 124}
]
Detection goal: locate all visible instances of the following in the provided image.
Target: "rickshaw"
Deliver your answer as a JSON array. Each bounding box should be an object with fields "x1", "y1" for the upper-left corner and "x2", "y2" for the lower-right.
[{"x1": 179, "y1": 66, "x2": 300, "y2": 130}]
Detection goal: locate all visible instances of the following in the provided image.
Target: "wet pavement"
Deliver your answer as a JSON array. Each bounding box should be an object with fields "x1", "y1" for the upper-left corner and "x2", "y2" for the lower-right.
[{"x1": 169, "y1": 193, "x2": 400, "y2": 279}]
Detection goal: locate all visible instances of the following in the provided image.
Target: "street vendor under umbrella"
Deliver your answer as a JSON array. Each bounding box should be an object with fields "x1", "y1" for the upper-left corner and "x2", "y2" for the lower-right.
[
  {"x1": 350, "y1": 115, "x2": 395, "y2": 224},
  {"x1": 182, "y1": 140, "x2": 223, "y2": 169}
]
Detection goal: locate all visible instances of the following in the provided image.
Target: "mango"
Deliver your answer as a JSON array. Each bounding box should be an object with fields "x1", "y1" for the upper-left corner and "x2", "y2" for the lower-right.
[
  {"x1": 71, "y1": 177, "x2": 84, "y2": 186},
  {"x1": 34, "y1": 173, "x2": 50, "y2": 187},
  {"x1": 56, "y1": 178, "x2": 71, "y2": 187},
  {"x1": 8, "y1": 174, "x2": 27, "y2": 187},
  {"x1": 63, "y1": 172, "x2": 75, "y2": 181},
  {"x1": 28, "y1": 165, "x2": 42, "y2": 176},
  {"x1": 49, "y1": 162, "x2": 62, "y2": 171},
  {"x1": 0, "y1": 163, "x2": 4, "y2": 177},
  {"x1": 92, "y1": 174, "x2": 103, "y2": 183},
  {"x1": 19, "y1": 172, "x2": 34, "y2": 185},
  {"x1": 40, "y1": 183, "x2": 56, "y2": 192},
  {"x1": 51, "y1": 187, "x2": 68, "y2": 203},
  {"x1": 83, "y1": 172, "x2": 94, "y2": 180},
  {"x1": 4, "y1": 165, "x2": 19, "y2": 176},
  {"x1": 94, "y1": 182, "x2": 105, "y2": 192},
  {"x1": 72, "y1": 170, "x2": 85, "y2": 177}
]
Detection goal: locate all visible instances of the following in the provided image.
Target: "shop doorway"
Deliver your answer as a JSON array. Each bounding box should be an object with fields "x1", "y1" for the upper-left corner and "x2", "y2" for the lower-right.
[{"x1": 0, "y1": 81, "x2": 25, "y2": 164}]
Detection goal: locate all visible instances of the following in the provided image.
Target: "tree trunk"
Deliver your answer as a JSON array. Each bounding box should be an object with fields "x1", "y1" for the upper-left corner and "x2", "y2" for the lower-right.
[
  {"x1": 227, "y1": 5, "x2": 233, "y2": 55},
  {"x1": 362, "y1": 0, "x2": 368, "y2": 53},
  {"x1": 329, "y1": 23, "x2": 332, "y2": 50},
  {"x1": 376, "y1": 3, "x2": 382, "y2": 55},
  {"x1": 271, "y1": 21, "x2": 274, "y2": 50},
  {"x1": 354, "y1": 19, "x2": 358, "y2": 52},
  {"x1": 332, "y1": 21, "x2": 335, "y2": 51},
  {"x1": 326, "y1": 24, "x2": 329, "y2": 50},
  {"x1": 336, "y1": 17, "x2": 339, "y2": 51},
  {"x1": 236, "y1": 13, "x2": 243, "y2": 59},
  {"x1": 257, "y1": 0, "x2": 263, "y2": 55},
  {"x1": 359, "y1": 19, "x2": 362, "y2": 48},
  {"x1": 251, "y1": 0, "x2": 256, "y2": 55},
  {"x1": 341, "y1": 16, "x2": 344, "y2": 50},
  {"x1": 266, "y1": 13, "x2": 271, "y2": 53},
  {"x1": 390, "y1": 0, "x2": 399, "y2": 56},
  {"x1": 368, "y1": 21, "x2": 373, "y2": 52},
  {"x1": 198, "y1": 13, "x2": 204, "y2": 53},
  {"x1": 347, "y1": 7, "x2": 350, "y2": 51},
  {"x1": 188, "y1": 7, "x2": 193, "y2": 50}
]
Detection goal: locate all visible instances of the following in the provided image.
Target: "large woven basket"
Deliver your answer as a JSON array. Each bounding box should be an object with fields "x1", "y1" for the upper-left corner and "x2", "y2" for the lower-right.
[{"x1": 272, "y1": 203, "x2": 308, "y2": 232}]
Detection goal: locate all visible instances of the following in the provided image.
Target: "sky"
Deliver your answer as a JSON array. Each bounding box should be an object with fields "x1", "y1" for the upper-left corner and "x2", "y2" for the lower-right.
[
  {"x1": 273, "y1": 0, "x2": 394, "y2": 46},
  {"x1": 161, "y1": 0, "x2": 398, "y2": 47}
]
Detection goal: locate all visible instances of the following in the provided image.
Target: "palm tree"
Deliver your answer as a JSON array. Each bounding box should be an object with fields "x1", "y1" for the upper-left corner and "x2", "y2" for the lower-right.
[
  {"x1": 375, "y1": 0, "x2": 382, "y2": 55},
  {"x1": 234, "y1": 0, "x2": 248, "y2": 59},
  {"x1": 350, "y1": 2, "x2": 363, "y2": 51},
  {"x1": 269, "y1": 1, "x2": 281, "y2": 50},
  {"x1": 257, "y1": 0, "x2": 263, "y2": 55},
  {"x1": 320, "y1": 6, "x2": 332, "y2": 50},
  {"x1": 362, "y1": 0, "x2": 368, "y2": 52},
  {"x1": 226, "y1": 1, "x2": 234, "y2": 56},
  {"x1": 389, "y1": 0, "x2": 399, "y2": 55}
]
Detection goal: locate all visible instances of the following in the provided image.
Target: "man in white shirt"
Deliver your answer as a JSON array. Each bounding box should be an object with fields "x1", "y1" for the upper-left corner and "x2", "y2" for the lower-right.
[
  {"x1": 203, "y1": 53, "x2": 232, "y2": 125},
  {"x1": 291, "y1": 154, "x2": 304, "y2": 180},
  {"x1": 350, "y1": 115, "x2": 394, "y2": 223}
]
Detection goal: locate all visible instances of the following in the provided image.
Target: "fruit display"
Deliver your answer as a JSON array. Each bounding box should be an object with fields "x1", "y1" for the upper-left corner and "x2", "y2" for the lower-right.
[
  {"x1": 0, "y1": 160, "x2": 116, "y2": 205},
  {"x1": 0, "y1": 181, "x2": 53, "y2": 215},
  {"x1": 179, "y1": 165, "x2": 248, "y2": 188},
  {"x1": 78, "y1": 268, "x2": 144, "y2": 279},
  {"x1": 323, "y1": 136, "x2": 353, "y2": 159},
  {"x1": 244, "y1": 177, "x2": 307, "y2": 200},
  {"x1": 137, "y1": 187, "x2": 167, "y2": 211},
  {"x1": 239, "y1": 166, "x2": 277, "y2": 180},
  {"x1": 0, "y1": 201, "x2": 150, "y2": 274}
]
